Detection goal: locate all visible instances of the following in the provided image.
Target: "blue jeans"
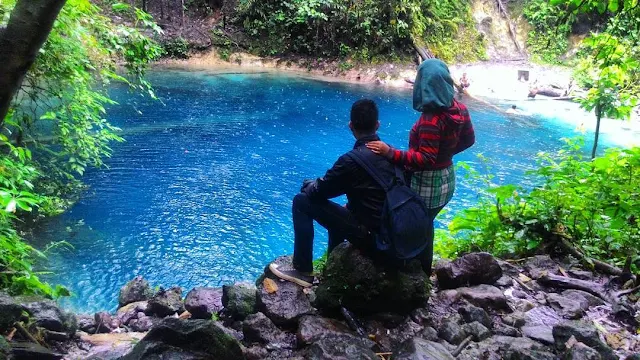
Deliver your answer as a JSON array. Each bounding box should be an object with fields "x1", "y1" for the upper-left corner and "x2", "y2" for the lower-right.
[{"x1": 291, "y1": 193, "x2": 371, "y2": 273}]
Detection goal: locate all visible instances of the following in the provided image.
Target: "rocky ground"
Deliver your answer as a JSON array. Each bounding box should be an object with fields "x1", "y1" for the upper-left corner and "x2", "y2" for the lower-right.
[{"x1": 1, "y1": 243, "x2": 639, "y2": 359}]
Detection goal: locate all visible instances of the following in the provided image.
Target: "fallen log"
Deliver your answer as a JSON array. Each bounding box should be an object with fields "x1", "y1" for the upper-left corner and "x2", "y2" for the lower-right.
[{"x1": 537, "y1": 273, "x2": 607, "y2": 300}]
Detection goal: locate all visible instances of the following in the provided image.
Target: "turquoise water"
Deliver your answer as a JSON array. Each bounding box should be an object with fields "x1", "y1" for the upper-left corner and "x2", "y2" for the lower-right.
[{"x1": 31, "y1": 70, "x2": 588, "y2": 312}]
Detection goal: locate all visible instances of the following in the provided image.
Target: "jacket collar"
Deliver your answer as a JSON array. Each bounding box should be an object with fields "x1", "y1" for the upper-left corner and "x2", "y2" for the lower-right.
[{"x1": 353, "y1": 134, "x2": 380, "y2": 149}]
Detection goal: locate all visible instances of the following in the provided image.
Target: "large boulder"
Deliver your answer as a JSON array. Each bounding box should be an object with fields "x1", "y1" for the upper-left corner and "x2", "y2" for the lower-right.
[
  {"x1": 435, "y1": 252, "x2": 502, "y2": 289},
  {"x1": 121, "y1": 318, "x2": 244, "y2": 360},
  {"x1": 222, "y1": 282, "x2": 257, "y2": 320},
  {"x1": 393, "y1": 338, "x2": 455, "y2": 360},
  {"x1": 119, "y1": 276, "x2": 153, "y2": 308},
  {"x1": 185, "y1": 287, "x2": 223, "y2": 319},
  {"x1": 306, "y1": 333, "x2": 377, "y2": 360},
  {"x1": 17, "y1": 296, "x2": 77, "y2": 336},
  {"x1": 315, "y1": 243, "x2": 429, "y2": 314},
  {"x1": 0, "y1": 292, "x2": 23, "y2": 333},
  {"x1": 148, "y1": 287, "x2": 184, "y2": 317}
]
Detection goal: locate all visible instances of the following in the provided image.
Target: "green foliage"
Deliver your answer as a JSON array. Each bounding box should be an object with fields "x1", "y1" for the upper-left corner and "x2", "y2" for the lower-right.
[
  {"x1": 238, "y1": 0, "x2": 484, "y2": 63},
  {"x1": 0, "y1": 0, "x2": 160, "y2": 296},
  {"x1": 523, "y1": 0, "x2": 574, "y2": 64},
  {"x1": 437, "y1": 139, "x2": 640, "y2": 271},
  {"x1": 313, "y1": 252, "x2": 327, "y2": 274},
  {"x1": 162, "y1": 37, "x2": 190, "y2": 59}
]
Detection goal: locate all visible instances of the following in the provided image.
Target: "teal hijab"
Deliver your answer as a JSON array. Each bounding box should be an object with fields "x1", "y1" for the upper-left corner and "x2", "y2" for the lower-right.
[{"x1": 412, "y1": 59, "x2": 455, "y2": 112}]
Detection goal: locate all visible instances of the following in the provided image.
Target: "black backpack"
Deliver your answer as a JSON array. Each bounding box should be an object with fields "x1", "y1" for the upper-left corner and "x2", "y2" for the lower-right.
[{"x1": 346, "y1": 149, "x2": 431, "y2": 261}]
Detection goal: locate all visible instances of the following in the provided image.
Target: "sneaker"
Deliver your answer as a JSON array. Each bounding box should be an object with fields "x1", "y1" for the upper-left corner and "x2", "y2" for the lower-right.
[{"x1": 269, "y1": 262, "x2": 314, "y2": 288}]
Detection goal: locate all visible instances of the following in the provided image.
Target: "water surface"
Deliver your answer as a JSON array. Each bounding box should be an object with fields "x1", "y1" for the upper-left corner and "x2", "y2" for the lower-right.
[{"x1": 31, "y1": 70, "x2": 593, "y2": 312}]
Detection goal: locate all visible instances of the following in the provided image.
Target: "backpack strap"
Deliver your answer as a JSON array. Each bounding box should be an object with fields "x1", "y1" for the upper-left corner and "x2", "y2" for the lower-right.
[{"x1": 347, "y1": 148, "x2": 404, "y2": 192}]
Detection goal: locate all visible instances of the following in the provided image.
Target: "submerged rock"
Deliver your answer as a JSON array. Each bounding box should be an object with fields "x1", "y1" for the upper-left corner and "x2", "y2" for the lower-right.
[
  {"x1": 121, "y1": 318, "x2": 244, "y2": 360},
  {"x1": 315, "y1": 243, "x2": 429, "y2": 314},
  {"x1": 222, "y1": 282, "x2": 257, "y2": 320},
  {"x1": 306, "y1": 332, "x2": 377, "y2": 360},
  {"x1": 435, "y1": 252, "x2": 502, "y2": 289},
  {"x1": 185, "y1": 287, "x2": 223, "y2": 319},
  {"x1": 393, "y1": 338, "x2": 455, "y2": 360},
  {"x1": 119, "y1": 276, "x2": 153, "y2": 308},
  {"x1": 148, "y1": 286, "x2": 184, "y2": 317}
]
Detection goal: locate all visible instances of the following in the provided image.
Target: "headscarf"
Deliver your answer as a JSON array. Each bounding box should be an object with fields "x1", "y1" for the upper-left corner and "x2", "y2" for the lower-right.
[{"x1": 412, "y1": 59, "x2": 455, "y2": 113}]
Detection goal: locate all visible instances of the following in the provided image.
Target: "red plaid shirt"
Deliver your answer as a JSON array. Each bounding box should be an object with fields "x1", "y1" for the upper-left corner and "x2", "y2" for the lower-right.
[{"x1": 389, "y1": 100, "x2": 475, "y2": 170}]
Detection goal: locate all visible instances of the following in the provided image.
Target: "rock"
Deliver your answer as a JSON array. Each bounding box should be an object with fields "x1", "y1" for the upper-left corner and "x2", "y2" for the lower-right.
[
  {"x1": 242, "y1": 312, "x2": 285, "y2": 344},
  {"x1": 502, "y1": 312, "x2": 526, "y2": 328},
  {"x1": 0, "y1": 292, "x2": 23, "y2": 333},
  {"x1": 523, "y1": 255, "x2": 558, "y2": 279},
  {"x1": 521, "y1": 325, "x2": 554, "y2": 345},
  {"x1": 458, "y1": 285, "x2": 508, "y2": 310},
  {"x1": 297, "y1": 315, "x2": 351, "y2": 345},
  {"x1": 94, "y1": 312, "x2": 120, "y2": 333},
  {"x1": 564, "y1": 342, "x2": 602, "y2": 360},
  {"x1": 243, "y1": 345, "x2": 269, "y2": 360},
  {"x1": 546, "y1": 293, "x2": 584, "y2": 319},
  {"x1": 496, "y1": 275, "x2": 514, "y2": 288},
  {"x1": 116, "y1": 301, "x2": 148, "y2": 325},
  {"x1": 77, "y1": 314, "x2": 96, "y2": 333},
  {"x1": 410, "y1": 308, "x2": 433, "y2": 327},
  {"x1": 438, "y1": 318, "x2": 467, "y2": 345},
  {"x1": 419, "y1": 326, "x2": 439, "y2": 341},
  {"x1": 393, "y1": 338, "x2": 455, "y2": 360},
  {"x1": 459, "y1": 304, "x2": 493, "y2": 328},
  {"x1": 315, "y1": 243, "x2": 429, "y2": 314},
  {"x1": 121, "y1": 318, "x2": 243, "y2": 360},
  {"x1": 17, "y1": 297, "x2": 77, "y2": 335},
  {"x1": 306, "y1": 333, "x2": 377, "y2": 360},
  {"x1": 462, "y1": 321, "x2": 491, "y2": 342},
  {"x1": 626, "y1": 354, "x2": 640, "y2": 360},
  {"x1": 552, "y1": 321, "x2": 617, "y2": 360},
  {"x1": 148, "y1": 286, "x2": 184, "y2": 317},
  {"x1": 560, "y1": 290, "x2": 605, "y2": 309},
  {"x1": 503, "y1": 348, "x2": 557, "y2": 360},
  {"x1": 119, "y1": 276, "x2": 153, "y2": 308},
  {"x1": 498, "y1": 260, "x2": 521, "y2": 278},
  {"x1": 494, "y1": 324, "x2": 521, "y2": 337},
  {"x1": 257, "y1": 276, "x2": 313, "y2": 325},
  {"x1": 222, "y1": 282, "x2": 257, "y2": 320},
  {"x1": 537, "y1": 274, "x2": 605, "y2": 299},
  {"x1": 524, "y1": 306, "x2": 562, "y2": 327},
  {"x1": 10, "y1": 342, "x2": 63, "y2": 360},
  {"x1": 128, "y1": 314, "x2": 155, "y2": 332},
  {"x1": 456, "y1": 335, "x2": 549, "y2": 360},
  {"x1": 184, "y1": 287, "x2": 223, "y2": 319},
  {"x1": 435, "y1": 252, "x2": 502, "y2": 289},
  {"x1": 380, "y1": 320, "x2": 425, "y2": 351},
  {"x1": 0, "y1": 336, "x2": 9, "y2": 359}
]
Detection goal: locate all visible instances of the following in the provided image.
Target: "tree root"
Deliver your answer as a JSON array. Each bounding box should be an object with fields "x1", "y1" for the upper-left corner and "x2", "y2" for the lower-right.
[{"x1": 452, "y1": 336, "x2": 473, "y2": 357}]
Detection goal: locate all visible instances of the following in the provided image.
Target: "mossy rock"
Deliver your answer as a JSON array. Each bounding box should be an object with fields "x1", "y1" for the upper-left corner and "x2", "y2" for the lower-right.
[{"x1": 315, "y1": 243, "x2": 430, "y2": 315}]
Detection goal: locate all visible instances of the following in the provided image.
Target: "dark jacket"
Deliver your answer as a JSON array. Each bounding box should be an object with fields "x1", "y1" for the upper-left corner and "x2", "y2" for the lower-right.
[{"x1": 302, "y1": 134, "x2": 395, "y2": 231}]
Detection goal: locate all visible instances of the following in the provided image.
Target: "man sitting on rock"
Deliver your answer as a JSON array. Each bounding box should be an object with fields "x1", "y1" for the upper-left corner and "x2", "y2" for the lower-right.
[{"x1": 269, "y1": 99, "x2": 397, "y2": 287}]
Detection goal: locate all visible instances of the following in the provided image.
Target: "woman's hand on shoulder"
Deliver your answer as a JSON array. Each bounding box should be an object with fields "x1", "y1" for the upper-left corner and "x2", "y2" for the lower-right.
[{"x1": 366, "y1": 141, "x2": 391, "y2": 156}]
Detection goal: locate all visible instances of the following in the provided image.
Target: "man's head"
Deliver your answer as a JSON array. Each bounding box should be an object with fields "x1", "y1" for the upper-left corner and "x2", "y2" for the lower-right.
[
  {"x1": 511, "y1": 105, "x2": 517, "y2": 110},
  {"x1": 349, "y1": 99, "x2": 379, "y2": 138}
]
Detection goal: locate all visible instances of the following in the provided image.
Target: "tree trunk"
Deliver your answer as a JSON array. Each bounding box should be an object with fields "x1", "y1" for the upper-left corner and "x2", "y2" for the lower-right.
[
  {"x1": 0, "y1": 0, "x2": 67, "y2": 126},
  {"x1": 142, "y1": 0, "x2": 147, "y2": 12},
  {"x1": 181, "y1": 0, "x2": 185, "y2": 26},
  {"x1": 591, "y1": 104, "x2": 601, "y2": 159}
]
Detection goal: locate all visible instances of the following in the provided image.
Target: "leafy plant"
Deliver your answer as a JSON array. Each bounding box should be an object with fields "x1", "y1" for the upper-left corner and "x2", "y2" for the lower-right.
[
  {"x1": 162, "y1": 37, "x2": 190, "y2": 58},
  {"x1": 438, "y1": 139, "x2": 640, "y2": 272},
  {"x1": 523, "y1": 0, "x2": 574, "y2": 64}
]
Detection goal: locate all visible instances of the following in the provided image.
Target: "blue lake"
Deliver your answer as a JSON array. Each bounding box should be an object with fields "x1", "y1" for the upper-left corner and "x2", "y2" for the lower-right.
[{"x1": 31, "y1": 70, "x2": 596, "y2": 312}]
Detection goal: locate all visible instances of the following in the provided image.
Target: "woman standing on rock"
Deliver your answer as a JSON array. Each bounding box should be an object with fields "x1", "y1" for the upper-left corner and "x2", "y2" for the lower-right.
[{"x1": 366, "y1": 59, "x2": 475, "y2": 274}]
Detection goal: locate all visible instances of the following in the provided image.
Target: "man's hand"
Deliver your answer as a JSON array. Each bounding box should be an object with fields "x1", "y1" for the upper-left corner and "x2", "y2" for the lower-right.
[
  {"x1": 366, "y1": 141, "x2": 391, "y2": 157},
  {"x1": 301, "y1": 179, "x2": 316, "y2": 193}
]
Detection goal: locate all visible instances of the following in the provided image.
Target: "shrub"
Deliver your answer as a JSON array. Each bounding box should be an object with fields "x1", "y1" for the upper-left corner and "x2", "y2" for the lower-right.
[{"x1": 163, "y1": 37, "x2": 190, "y2": 58}]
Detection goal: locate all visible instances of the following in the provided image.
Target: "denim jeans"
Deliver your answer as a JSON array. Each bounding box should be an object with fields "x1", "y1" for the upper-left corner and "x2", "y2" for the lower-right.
[{"x1": 291, "y1": 193, "x2": 371, "y2": 273}]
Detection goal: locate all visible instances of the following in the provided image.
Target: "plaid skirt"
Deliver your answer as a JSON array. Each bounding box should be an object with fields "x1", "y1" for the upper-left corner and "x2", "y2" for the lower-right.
[{"x1": 411, "y1": 165, "x2": 456, "y2": 209}]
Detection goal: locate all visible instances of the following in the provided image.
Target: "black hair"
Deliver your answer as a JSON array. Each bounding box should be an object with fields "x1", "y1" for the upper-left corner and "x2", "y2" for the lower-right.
[
  {"x1": 350, "y1": 99, "x2": 379, "y2": 133},
  {"x1": 511, "y1": 105, "x2": 517, "y2": 109}
]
